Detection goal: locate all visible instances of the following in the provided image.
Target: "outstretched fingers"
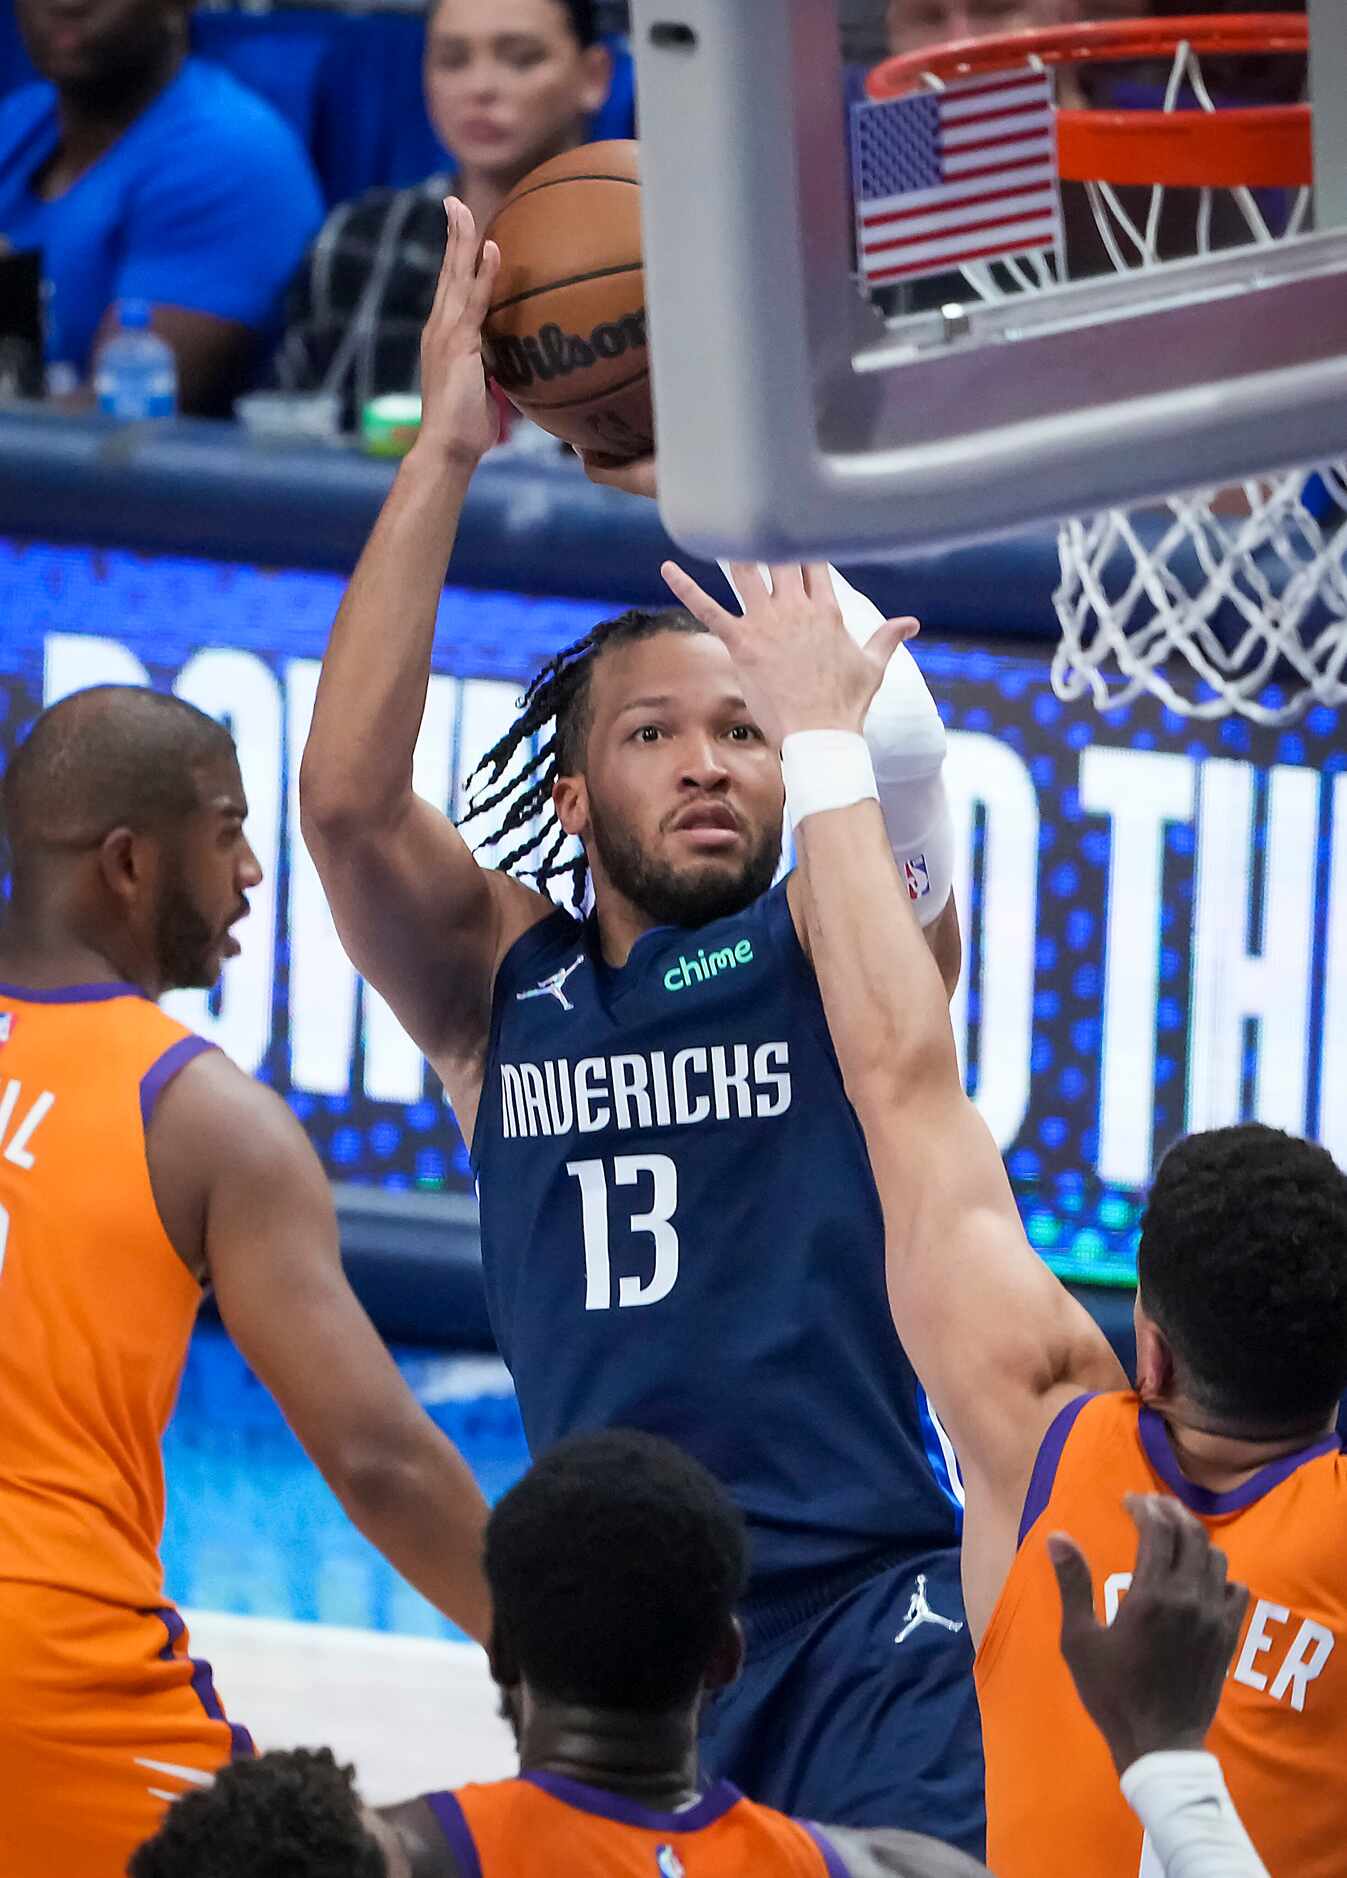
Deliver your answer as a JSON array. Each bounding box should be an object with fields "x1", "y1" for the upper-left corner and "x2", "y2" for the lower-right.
[
  {"x1": 662, "y1": 561, "x2": 740, "y2": 641},
  {"x1": 1223, "y1": 1576, "x2": 1252, "y2": 1649},
  {"x1": 1127, "y1": 1492, "x2": 1194, "y2": 1592},
  {"x1": 1047, "y1": 1530, "x2": 1099, "y2": 1644},
  {"x1": 430, "y1": 199, "x2": 497, "y2": 333},
  {"x1": 466, "y1": 238, "x2": 500, "y2": 330},
  {"x1": 766, "y1": 562, "x2": 807, "y2": 598},
  {"x1": 865, "y1": 616, "x2": 921, "y2": 670},
  {"x1": 429, "y1": 198, "x2": 468, "y2": 322},
  {"x1": 723, "y1": 562, "x2": 774, "y2": 609}
]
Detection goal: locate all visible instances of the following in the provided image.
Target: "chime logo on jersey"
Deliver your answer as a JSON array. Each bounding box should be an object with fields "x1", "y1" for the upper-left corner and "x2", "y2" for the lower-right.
[
  {"x1": 903, "y1": 853, "x2": 931, "y2": 902},
  {"x1": 663, "y1": 938, "x2": 755, "y2": 993}
]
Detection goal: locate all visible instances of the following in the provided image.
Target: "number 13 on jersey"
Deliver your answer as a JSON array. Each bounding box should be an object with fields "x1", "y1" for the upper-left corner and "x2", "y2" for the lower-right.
[{"x1": 565, "y1": 1155, "x2": 679, "y2": 1311}]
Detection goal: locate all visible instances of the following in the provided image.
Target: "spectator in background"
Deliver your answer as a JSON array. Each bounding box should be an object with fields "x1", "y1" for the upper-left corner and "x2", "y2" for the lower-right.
[
  {"x1": 0, "y1": 0, "x2": 325, "y2": 415},
  {"x1": 885, "y1": 0, "x2": 1068, "y2": 59},
  {"x1": 274, "y1": 0, "x2": 610, "y2": 432}
]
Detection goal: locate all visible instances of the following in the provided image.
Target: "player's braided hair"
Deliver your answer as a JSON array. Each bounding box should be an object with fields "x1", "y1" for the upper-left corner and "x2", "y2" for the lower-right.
[{"x1": 459, "y1": 605, "x2": 706, "y2": 910}]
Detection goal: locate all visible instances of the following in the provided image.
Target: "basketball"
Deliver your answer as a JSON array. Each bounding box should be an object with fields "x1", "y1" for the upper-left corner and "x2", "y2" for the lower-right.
[{"x1": 482, "y1": 140, "x2": 652, "y2": 461}]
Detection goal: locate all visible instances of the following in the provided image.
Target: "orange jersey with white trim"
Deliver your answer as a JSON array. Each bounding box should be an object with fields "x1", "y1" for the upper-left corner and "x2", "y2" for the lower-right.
[
  {"x1": 430, "y1": 1772, "x2": 847, "y2": 1877},
  {"x1": 978, "y1": 1391, "x2": 1347, "y2": 1878},
  {"x1": 0, "y1": 980, "x2": 209, "y2": 1610}
]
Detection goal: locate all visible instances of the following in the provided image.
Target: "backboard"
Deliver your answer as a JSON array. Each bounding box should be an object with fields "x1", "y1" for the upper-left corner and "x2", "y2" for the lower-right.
[{"x1": 628, "y1": 1, "x2": 1347, "y2": 562}]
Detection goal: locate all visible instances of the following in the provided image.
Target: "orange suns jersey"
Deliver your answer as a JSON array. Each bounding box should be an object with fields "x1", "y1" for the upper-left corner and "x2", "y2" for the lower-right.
[
  {"x1": 0, "y1": 980, "x2": 211, "y2": 1611},
  {"x1": 428, "y1": 1773, "x2": 848, "y2": 1878},
  {"x1": 978, "y1": 1391, "x2": 1347, "y2": 1878}
]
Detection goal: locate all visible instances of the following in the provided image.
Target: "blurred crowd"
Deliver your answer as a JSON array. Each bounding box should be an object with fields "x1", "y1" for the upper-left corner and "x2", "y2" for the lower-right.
[{"x1": 0, "y1": 0, "x2": 1313, "y2": 422}]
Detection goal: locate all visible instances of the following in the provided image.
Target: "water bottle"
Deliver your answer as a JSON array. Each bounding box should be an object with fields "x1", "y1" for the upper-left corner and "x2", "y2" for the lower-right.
[{"x1": 94, "y1": 300, "x2": 177, "y2": 420}]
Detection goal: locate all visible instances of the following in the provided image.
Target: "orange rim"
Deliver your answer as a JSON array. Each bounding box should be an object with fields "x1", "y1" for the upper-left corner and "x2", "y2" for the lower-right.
[{"x1": 867, "y1": 14, "x2": 1312, "y2": 190}]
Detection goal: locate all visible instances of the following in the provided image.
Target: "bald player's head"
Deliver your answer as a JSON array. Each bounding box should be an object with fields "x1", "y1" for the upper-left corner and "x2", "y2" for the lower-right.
[
  {"x1": 2, "y1": 686, "x2": 259, "y2": 995},
  {"x1": 4, "y1": 686, "x2": 234, "y2": 860}
]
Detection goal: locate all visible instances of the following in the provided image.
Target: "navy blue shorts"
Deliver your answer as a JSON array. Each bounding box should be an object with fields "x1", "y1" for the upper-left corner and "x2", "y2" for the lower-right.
[{"x1": 698, "y1": 1547, "x2": 985, "y2": 1858}]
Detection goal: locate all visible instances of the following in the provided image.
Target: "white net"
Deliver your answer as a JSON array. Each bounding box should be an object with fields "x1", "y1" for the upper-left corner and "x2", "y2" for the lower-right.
[
  {"x1": 923, "y1": 34, "x2": 1347, "y2": 723},
  {"x1": 1055, "y1": 468, "x2": 1347, "y2": 723}
]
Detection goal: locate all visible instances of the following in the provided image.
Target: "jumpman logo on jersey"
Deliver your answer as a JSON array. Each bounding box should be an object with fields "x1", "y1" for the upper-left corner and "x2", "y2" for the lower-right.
[
  {"x1": 894, "y1": 1573, "x2": 965, "y2": 1645},
  {"x1": 515, "y1": 955, "x2": 585, "y2": 1013}
]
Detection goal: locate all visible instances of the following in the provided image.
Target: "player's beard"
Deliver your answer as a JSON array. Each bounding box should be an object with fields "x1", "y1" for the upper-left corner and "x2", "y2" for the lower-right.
[
  {"x1": 153, "y1": 849, "x2": 220, "y2": 991},
  {"x1": 586, "y1": 792, "x2": 781, "y2": 929}
]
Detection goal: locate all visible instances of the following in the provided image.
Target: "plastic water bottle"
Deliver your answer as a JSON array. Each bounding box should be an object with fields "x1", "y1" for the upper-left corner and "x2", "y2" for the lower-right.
[{"x1": 94, "y1": 300, "x2": 177, "y2": 420}]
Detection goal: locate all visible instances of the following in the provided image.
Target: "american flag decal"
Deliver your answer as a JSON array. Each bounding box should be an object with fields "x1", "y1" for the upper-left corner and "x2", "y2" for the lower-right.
[{"x1": 852, "y1": 70, "x2": 1063, "y2": 287}]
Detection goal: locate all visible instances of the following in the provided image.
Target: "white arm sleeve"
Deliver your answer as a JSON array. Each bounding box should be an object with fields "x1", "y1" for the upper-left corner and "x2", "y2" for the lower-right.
[
  {"x1": 719, "y1": 562, "x2": 954, "y2": 926},
  {"x1": 1121, "y1": 1753, "x2": 1272, "y2": 1878}
]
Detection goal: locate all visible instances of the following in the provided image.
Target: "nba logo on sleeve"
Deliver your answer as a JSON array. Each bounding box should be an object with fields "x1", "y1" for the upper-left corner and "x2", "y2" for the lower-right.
[{"x1": 903, "y1": 854, "x2": 931, "y2": 902}]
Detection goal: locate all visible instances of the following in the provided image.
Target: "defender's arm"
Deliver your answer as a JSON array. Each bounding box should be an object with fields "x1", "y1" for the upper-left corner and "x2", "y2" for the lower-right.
[
  {"x1": 154, "y1": 1051, "x2": 492, "y2": 1642},
  {"x1": 664, "y1": 560, "x2": 1124, "y2": 1639}
]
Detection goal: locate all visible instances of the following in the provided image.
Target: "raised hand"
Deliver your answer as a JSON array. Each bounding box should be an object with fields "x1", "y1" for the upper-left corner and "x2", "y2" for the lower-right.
[
  {"x1": 661, "y1": 559, "x2": 918, "y2": 750},
  {"x1": 417, "y1": 198, "x2": 501, "y2": 471},
  {"x1": 1049, "y1": 1493, "x2": 1250, "y2": 1776}
]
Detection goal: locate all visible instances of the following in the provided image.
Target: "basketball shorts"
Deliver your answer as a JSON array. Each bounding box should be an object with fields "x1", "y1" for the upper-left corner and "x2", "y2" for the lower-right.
[
  {"x1": 0, "y1": 1581, "x2": 253, "y2": 1877},
  {"x1": 698, "y1": 1546, "x2": 985, "y2": 1857}
]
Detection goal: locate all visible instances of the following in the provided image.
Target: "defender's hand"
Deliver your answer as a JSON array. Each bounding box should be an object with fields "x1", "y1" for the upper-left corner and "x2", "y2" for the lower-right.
[
  {"x1": 578, "y1": 449, "x2": 657, "y2": 499},
  {"x1": 1049, "y1": 1493, "x2": 1250, "y2": 1776},
  {"x1": 662, "y1": 559, "x2": 918, "y2": 748},
  {"x1": 415, "y1": 199, "x2": 501, "y2": 471}
]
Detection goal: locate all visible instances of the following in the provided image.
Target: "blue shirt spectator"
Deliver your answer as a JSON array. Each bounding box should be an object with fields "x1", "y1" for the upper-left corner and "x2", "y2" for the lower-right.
[{"x1": 0, "y1": 27, "x2": 323, "y2": 415}]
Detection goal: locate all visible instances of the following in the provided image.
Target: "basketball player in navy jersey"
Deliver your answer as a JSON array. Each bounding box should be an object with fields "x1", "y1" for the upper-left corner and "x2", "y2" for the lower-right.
[{"x1": 302, "y1": 203, "x2": 980, "y2": 1847}]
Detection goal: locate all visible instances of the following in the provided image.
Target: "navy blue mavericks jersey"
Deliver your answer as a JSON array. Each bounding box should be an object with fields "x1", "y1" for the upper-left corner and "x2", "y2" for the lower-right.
[{"x1": 472, "y1": 879, "x2": 964, "y2": 1586}]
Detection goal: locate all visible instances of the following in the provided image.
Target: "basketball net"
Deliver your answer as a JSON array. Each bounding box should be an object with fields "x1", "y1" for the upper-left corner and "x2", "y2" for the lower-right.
[{"x1": 869, "y1": 15, "x2": 1347, "y2": 724}]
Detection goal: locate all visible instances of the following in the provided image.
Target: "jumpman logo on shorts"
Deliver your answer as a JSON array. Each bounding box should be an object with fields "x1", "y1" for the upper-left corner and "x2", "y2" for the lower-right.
[
  {"x1": 894, "y1": 1573, "x2": 965, "y2": 1645},
  {"x1": 515, "y1": 955, "x2": 585, "y2": 1013}
]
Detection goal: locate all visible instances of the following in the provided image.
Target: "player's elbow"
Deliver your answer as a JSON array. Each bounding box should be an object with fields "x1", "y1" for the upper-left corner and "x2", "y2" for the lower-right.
[
  {"x1": 848, "y1": 1027, "x2": 959, "y2": 1126},
  {"x1": 298, "y1": 749, "x2": 402, "y2": 854},
  {"x1": 322, "y1": 1428, "x2": 431, "y2": 1523},
  {"x1": 927, "y1": 894, "x2": 963, "y2": 1004},
  {"x1": 298, "y1": 744, "x2": 360, "y2": 842}
]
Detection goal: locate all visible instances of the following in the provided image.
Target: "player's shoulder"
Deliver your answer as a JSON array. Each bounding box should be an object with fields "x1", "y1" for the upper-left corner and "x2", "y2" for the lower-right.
[
  {"x1": 492, "y1": 895, "x2": 588, "y2": 993},
  {"x1": 372, "y1": 1796, "x2": 465, "y2": 1878},
  {"x1": 0, "y1": 981, "x2": 202, "y2": 1075},
  {"x1": 146, "y1": 1042, "x2": 317, "y2": 1181},
  {"x1": 1041, "y1": 1390, "x2": 1141, "y2": 1480},
  {"x1": 1015, "y1": 1390, "x2": 1136, "y2": 1535}
]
